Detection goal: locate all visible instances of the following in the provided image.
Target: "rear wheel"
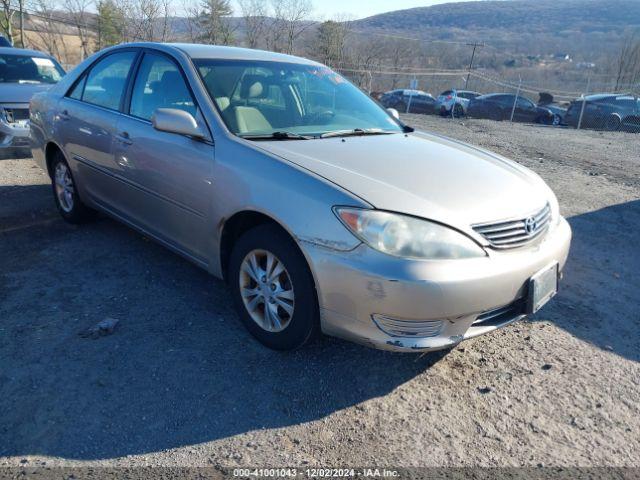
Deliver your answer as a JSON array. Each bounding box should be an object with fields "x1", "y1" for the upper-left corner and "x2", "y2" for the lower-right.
[
  {"x1": 50, "y1": 151, "x2": 95, "y2": 224},
  {"x1": 228, "y1": 224, "x2": 319, "y2": 350},
  {"x1": 604, "y1": 114, "x2": 621, "y2": 131}
]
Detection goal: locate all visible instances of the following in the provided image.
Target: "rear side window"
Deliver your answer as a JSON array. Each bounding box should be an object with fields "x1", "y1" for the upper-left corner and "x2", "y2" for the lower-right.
[
  {"x1": 81, "y1": 51, "x2": 137, "y2": 110},
  {"x1": 68, "y1": 75, "x2": 86, "y2": 100},
  {"x1": 129, "y1": 53, "x2": 196, "y2": 121},
  {"x1": 497, "y1": 95, "x2": 513, "y2": 106}
]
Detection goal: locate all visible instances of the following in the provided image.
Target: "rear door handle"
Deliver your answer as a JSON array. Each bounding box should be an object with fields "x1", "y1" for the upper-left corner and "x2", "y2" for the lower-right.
[{"x1": 116, "y1": 131, "x2": 133, "y2": 145}]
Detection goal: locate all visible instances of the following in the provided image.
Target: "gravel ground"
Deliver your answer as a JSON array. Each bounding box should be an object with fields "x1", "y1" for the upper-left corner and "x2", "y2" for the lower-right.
[{"x1": 0, "y1": 117, "x2": 639, "y2": 470}]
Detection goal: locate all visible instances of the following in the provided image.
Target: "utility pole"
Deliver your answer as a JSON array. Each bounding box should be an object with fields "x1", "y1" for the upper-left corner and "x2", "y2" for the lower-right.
[{"x1": 465, "y1": 42, "x2": 484, "y2": 90}]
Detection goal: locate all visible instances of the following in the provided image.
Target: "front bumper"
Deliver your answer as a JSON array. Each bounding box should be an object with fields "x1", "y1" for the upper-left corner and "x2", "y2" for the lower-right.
[{"x1": 302, "y1": 217, "x2": 571, "y2": 352}]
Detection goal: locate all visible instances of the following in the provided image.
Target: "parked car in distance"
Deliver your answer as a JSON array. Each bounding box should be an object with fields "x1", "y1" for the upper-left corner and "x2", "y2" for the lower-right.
[
  {"x1": 467, "y1": 93, "x2": 555, "y2": 124},
  {"x1": 0, "y1": 47, "x2": 65, "y2": 148},
  {"x1": 30, "y1": 43, "x2": 571, "y2": 352},
  {"x1": 436, "y1": 89, "x2": 481, "y2": 117},
  {"x1": 564, "y1": 94, "x2": 640, "y2": 132},
  {"x1": 380, "y1": 89, "x2": 437, "y2": 115}
]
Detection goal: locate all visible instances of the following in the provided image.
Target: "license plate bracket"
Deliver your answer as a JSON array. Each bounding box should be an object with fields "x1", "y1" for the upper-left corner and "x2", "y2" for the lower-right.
[{"x1": 527, "y1": 262, "x2": 559, "y2": 314}]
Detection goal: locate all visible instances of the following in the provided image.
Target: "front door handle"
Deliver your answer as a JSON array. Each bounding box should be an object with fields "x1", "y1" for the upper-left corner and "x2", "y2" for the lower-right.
[{"x1": 116, "y1": 131, "x2": 133, "y2": 145}]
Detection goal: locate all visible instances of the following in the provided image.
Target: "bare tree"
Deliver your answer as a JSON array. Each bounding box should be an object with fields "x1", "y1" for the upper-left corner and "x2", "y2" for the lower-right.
[
  {"x1": 614, "y1": 31, "x2": 640, "y2": 91},
  {"x1": 382, "y1": 38, "x2": 420, "y2": 89},
  {"x1": 28, "y1": 0, "x2": 71, "y2": 64},
  {"x1": 268, "y1": 0, "x2": 313, "y2": 54},
  {"x1": 182, "y1": 0, "x2": 200, "y2": 42},
  {"x1": 115, "y1": 0, "x2": 172, "y2": 42},
  {"x1": 0, "y1": 0, "x2": 15, "y2": 43},
  {"x1": 64, "y1": 0, "x2": 94, "y2": 60},
  {"x1": 238, "y1": 0, "x2": 267, "y2": 48}
]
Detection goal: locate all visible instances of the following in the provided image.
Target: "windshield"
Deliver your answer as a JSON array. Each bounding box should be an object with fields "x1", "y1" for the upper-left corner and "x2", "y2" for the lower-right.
[
  {"x1": 195, "y1": 59, "x2": 403, "y2": 138},
  {"x1": 0, "y1": 54, "x2": 65, "y2": 84}
]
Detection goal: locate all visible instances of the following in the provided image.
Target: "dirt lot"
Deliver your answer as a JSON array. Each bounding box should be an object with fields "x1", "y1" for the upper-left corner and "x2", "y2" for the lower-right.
[{"x1": 0, "y1": 117, "x2": 639, "y2": 470}]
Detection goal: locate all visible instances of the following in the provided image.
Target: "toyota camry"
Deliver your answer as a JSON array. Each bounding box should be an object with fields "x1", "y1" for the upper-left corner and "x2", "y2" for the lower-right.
[{"x1": 30, "y1": 43, "x2": 571, "y2": 352}]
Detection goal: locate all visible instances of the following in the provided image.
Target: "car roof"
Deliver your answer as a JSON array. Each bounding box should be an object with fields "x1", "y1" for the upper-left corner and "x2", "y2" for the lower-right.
[
  {"x1": 476, "y1": 93, "x2": 513, "y2": 99},
  {"x1": 162, "y1": 43, "x2": 321, "y2": 65},
  {"x1": 585, "y1": 93, "x2": 636, "y2": 101},
  {"x1": 0, "y1": 46, "x2": 53, "y2": 58}
]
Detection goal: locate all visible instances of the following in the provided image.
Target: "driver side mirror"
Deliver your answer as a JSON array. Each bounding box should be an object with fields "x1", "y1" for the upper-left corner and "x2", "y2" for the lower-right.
[
  {"x1": 151, "y1": 108, "x2": 204, "y2": 139},
  {"x1": 386, "y1": 108, "x2": 400, "y2": 120}
]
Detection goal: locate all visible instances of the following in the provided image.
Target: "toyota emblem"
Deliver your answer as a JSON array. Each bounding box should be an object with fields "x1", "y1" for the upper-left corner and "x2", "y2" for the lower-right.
[{"x1": 524, "y1": 216, "x2": 537, "y2": 235}]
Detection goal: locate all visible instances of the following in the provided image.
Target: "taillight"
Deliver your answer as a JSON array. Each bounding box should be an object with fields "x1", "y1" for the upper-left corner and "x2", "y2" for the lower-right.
[{"x1": 446, "y1": 95, "x2": 452, "y2": 100}]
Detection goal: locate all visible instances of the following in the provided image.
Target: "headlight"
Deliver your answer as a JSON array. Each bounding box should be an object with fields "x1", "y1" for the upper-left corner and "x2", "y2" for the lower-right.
[{"x1": 334, "y1": 207, "x2": 486, "y2": 260}]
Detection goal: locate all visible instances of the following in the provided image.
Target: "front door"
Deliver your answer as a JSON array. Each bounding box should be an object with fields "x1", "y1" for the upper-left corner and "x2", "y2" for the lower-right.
[{"x1": 113, "y1": 51, "x2": 214, "y2": 262}]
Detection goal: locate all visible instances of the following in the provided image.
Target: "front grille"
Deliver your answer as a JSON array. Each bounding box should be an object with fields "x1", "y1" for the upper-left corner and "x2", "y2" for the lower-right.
[
  {"x1": 472, "y1": 203, "x2": 551, "y2": 249},
  {"x1": 4, "y1": 108, "x2": 29, "y2": 123},
  {"x1": 472, "y1": 298, "x2": 526, "y2": 327},
  {"x1": 372, "y1": 314, "x2": 443, "y2": 338}
]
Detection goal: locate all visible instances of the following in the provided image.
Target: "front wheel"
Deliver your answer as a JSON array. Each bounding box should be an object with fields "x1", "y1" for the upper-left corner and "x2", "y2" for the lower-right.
[
  {"x1": 228, "y1": 224, "x2": 319, "y2": 350},
  {"x1": 50, "y1": 151, "x2": 95, "y2": 224}
]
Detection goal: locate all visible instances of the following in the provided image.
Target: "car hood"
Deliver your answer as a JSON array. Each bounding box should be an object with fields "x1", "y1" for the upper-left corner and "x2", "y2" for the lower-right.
[
  {"x1": 254, "y1": 131, "x2": 552, "y2": 234},
  {"x1": 0, "y1": 83, "x2": 54, "y2": 104}
]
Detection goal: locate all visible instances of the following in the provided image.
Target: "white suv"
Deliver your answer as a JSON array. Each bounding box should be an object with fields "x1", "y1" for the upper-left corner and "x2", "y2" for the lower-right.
[{"x1": 436, "y1": 89, "x2": 481, "y2": 117}]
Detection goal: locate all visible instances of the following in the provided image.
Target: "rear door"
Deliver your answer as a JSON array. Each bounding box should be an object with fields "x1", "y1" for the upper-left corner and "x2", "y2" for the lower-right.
[
  {"x1": 113, "y1": 50, "x2": 214, "y2": 261},
  {"x1": 56, "y1": 49, "x2": 139, "y2": 206}
]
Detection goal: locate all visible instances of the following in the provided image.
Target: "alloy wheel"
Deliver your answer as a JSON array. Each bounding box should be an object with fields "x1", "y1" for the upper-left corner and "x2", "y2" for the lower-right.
[
  {"x1": 54, "y1": 162, "x2": 75, "y2": 213},
  {"x1": 239, "y1": 249, "x2": 295, "y2": 333}
]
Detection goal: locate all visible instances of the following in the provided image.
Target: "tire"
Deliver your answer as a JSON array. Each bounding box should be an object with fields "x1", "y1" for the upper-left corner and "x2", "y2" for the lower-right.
[
  {"x1": 490, "y1": 108, "x2": 504, "y2": 121},
  {"x1": 604, "y1": 114, "x2": 621, "y2": 131},
  {"x1": 50, "y1": 150, "x2": 96, "y2": 224},
  {"x1": 228, "y1": 223, "x2": 319, "y2": 351},
  {"x1": 453, "y1": 103, "x2": 464, "y2": 118}
]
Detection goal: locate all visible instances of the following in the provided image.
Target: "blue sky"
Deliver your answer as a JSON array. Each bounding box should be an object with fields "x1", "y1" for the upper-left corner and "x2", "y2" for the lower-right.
[{"x1": 231, "y1": 0, "x2": 479, "y2": 20}]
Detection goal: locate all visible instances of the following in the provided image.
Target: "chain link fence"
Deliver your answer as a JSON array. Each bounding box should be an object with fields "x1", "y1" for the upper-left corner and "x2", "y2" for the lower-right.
[{"x1": 339, "y1": 67, "x2": 640, "y2": 133}]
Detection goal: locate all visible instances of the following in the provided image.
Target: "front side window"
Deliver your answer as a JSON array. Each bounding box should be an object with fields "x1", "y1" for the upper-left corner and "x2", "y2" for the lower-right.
[
  {"x1": 196, "y1": 59, "x2": 402, "y2": 137},
  {"x1": 130, "y1": 53, "x2": 196, "y2": 121},
  {"x1": 82, "y1": 51, "x2": 137, "y2": 110},
  {"x1": 0, "y1": 54, "x2": 64, "y2": 84}
]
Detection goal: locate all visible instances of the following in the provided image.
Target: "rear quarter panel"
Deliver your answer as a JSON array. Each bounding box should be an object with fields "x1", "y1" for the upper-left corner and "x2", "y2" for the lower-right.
[{"x1": 29, "y1": 92, "x2": 60, "y2": 174}]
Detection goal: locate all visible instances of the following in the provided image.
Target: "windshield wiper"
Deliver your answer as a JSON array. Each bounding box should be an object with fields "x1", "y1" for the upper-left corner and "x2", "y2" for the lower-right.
[
  {"x1": 320, "y1": 128, "x2": 398, "y2": 139},
  {"x1": 240, "y1": 131, "x2": 314, "y2": 141}
]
